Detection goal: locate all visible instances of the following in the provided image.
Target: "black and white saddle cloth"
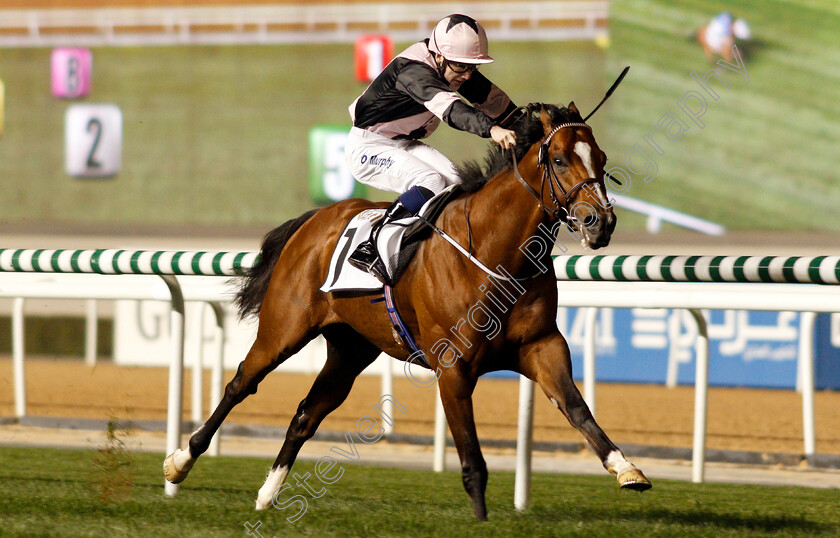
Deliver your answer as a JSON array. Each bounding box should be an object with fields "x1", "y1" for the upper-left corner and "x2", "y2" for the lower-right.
[{"x1": 320, "y1": 185, "x2": 459, "y2": 293}]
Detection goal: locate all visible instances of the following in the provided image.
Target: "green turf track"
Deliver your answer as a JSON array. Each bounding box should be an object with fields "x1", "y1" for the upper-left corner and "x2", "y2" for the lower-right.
[
  {"x1": 0, "y1": 446, "x2": 838, "y2": 537},
  {"x1": 0, "y1": 0, "x2": 837, "y2": 232},
  {"x1": 608, "y1": 0, "x2": 840, "y2": 232}
]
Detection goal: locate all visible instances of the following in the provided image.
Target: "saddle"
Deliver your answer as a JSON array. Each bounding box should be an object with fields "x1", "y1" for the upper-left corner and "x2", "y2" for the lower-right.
[{"x1": 320, "y1": 185, "x2": 462, "y2": 293}]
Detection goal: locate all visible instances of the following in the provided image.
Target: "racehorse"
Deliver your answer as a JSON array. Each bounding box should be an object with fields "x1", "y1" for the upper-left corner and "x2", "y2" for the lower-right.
[{"x1": 164, "y1": 101, "x2": 651, "y2": 520}]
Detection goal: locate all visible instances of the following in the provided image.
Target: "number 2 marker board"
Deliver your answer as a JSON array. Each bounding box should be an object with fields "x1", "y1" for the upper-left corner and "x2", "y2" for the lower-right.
[{"x1": 65, "y1": 104, "x2": 122, "y2": 178}]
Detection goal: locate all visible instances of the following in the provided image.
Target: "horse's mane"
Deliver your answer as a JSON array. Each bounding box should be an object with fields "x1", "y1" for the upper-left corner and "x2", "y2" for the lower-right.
[{"x1": 456, "y1": 102, "x2": 584, "y2": 192}]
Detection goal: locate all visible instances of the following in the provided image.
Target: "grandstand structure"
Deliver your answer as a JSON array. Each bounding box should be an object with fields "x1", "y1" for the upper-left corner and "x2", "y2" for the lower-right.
[{"x1": 0, "y1": 1, "x2": 608, "y2": 47}]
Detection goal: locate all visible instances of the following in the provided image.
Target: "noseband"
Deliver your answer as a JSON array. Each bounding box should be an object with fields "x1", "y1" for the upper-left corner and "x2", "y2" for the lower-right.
[{"x1": 511, "y1": 122, "x2": 605, "y2": 228}]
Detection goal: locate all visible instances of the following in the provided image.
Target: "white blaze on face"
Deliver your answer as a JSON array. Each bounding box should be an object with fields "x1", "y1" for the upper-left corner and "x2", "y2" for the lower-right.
[
  {"x1": 574, "y1": 141, "x2": 596, "y2": 178},
  {"x1": 256, "y1": 465, "x2": 290, "y2": 510},
  {"x1": 574, "y1": 141, "x2": 610, "y2": 208}
]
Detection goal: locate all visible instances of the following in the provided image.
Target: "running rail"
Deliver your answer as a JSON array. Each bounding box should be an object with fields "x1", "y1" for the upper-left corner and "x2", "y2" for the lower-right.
[
  {"x1": 0, "y1": 248, "x2": 258, "y2": 276},
  {"x1": 0, "y1": 248, "x2": 257, "y2": 497},
  {"x1": 3, "y1": 249, "x2": 838, "y2": 283},
  {"x1": 1, "y1": 250, "x2": 837, "y2": 503},
  {"x1": 553, "y1": 254, "x2": 840, "y2": 284}
]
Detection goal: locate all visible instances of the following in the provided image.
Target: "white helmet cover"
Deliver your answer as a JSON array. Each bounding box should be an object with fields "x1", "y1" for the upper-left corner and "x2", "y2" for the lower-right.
[{"x1": 428, "y1": 14, "x2": 493, "y2": 64}]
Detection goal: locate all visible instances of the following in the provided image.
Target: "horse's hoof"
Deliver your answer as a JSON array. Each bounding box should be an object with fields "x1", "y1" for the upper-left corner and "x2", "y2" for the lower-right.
[
  {"x1": 164, "y1": 448, "x2": 195, "y2": 484},
  {"x1": 618, "y1": 468, "x2": 652, "y2": 491}
]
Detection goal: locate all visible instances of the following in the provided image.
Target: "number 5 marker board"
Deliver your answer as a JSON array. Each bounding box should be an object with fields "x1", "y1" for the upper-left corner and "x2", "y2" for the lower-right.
[
  {"x1": 308, "y1": 125, "x2": 365, "y2": 204},
  {"x1": 65, "y1": 104, "x2": 122, "y2": 178}
]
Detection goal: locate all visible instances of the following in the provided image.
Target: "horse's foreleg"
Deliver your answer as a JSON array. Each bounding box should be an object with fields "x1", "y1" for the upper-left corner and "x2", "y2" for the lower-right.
[
  {"x1": 164, "y1": 323, "x2": 317, "y2": 485},
  {"x1": 518, "y1": 333, "x2": 651, "y2": 491},
  {"x1": 437, "y1": 369, "x2": 488, "y2": 521},
  {"x1": 255, "y1": 327, "x2": 379, "y2": 510}
]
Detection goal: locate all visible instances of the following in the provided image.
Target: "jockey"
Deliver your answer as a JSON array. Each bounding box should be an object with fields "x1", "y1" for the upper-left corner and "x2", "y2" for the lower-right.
[
  {"x1": 345, "y1": 13, "x2": 518, "y2": 283},
  {"x1": 698, "y1": 12, "x2": 751, "y2": 63}
]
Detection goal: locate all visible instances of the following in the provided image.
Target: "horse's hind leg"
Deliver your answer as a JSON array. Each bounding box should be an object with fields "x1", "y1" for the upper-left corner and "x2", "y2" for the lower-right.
[
  {"x1": 255, "y1": 325, "x2": 380, "y2": 510},
  {"x1": 164, "y1": 316, "x2": 318, "y2": 484},
  {"x1": 519, "y1": 333, "x2": 651, "y2": 491}
]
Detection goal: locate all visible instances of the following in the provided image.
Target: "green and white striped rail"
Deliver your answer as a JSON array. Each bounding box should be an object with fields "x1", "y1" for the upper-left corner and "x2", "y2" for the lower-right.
[
  {"x1": 0, "y1": 248, "x2": 258, "y2": 276},
  {"x1": 3, "y1": 249, "x2": 839, "y2": 284},
  {"x1": 554, "y1": 255, "x2": 840, "y2": 285}
]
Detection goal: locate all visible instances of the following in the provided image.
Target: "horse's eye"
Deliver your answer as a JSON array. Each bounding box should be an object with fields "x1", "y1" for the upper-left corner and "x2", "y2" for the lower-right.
[{"x1": 553, "y1": 157, "x2": 567, "y2": 168}]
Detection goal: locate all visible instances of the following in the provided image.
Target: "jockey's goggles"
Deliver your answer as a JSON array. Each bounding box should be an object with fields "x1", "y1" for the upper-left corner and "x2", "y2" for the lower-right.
[{"x1": 446, "y1": 60, "x2": 479, "y2": 74}]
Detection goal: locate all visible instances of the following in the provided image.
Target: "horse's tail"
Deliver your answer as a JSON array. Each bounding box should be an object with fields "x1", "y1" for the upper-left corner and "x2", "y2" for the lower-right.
[{"x1": 233, "y1": 208, "x2": 319, "y2": 320}]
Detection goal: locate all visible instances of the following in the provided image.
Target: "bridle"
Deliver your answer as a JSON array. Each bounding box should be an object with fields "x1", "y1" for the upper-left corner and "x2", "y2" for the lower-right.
[
  {"x1": 511, "y1": 122, "x2": 606, "y2": 229},
  {"x1": 449, "y1": 67, "x2": 631, "y2": 279},
  {"x1": 504, "y1": 65, "x2": 630, "y2": 229},
  {"x1": 443, "y1": 123, "x2": 610, "y2": 284}
]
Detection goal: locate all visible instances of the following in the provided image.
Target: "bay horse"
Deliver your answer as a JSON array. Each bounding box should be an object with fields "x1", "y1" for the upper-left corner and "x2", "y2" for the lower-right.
[{"x1": 164, "y1": 102, "x2": 651, "y2": 520}]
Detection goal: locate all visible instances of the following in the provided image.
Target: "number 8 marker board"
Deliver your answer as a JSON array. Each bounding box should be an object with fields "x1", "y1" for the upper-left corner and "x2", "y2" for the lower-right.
[{"x1": 51, "y1": 48, "x2": 92, "y2": 99}]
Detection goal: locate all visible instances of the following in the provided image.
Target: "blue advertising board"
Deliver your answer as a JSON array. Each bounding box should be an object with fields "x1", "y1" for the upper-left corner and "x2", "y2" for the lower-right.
[
  {"x1": 489, "y1": 308, "x2": 840, "y2": 390},
  {"x1": 815, "y1": 313, "x2": 840, "y2": 390}
]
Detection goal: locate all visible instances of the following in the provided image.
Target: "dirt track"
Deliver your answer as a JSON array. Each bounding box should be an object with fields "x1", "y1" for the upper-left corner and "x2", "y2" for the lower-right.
[{"x1": 2, "y1": 357, "x2": 839, "y2": 458}]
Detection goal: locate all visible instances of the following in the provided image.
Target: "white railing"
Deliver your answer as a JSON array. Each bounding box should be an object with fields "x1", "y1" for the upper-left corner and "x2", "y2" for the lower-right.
[
  {"x1": 2, "y1": 249, "x2": 838, "y2": 507},
  {"x1": 512, "y1": 280, "x2": 836, "y2": 509},
  {"x1": 0, "y1": 272, "x2": 230, "y2": 497},
  {"x1": 0, "y1": 248, "x2": 407, "y2": 498},
  {"x1": 0, "y1": 2, "x2": 609, "y2": 48},
  {"x1": 612, "y1": 193, "x2": 726, "y2": 236},
  {"x1": 509, "y1": 255, "x2": 840, "y2": 509}
]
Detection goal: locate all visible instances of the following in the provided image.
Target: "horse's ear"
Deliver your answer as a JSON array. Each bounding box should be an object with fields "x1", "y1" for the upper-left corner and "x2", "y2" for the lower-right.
[
  {"x1": 539, "y1": 107, "x2": 553, "y2": 135},
  {"x1": 568, "y1": 101, "x2": 580, "y2": 117}
]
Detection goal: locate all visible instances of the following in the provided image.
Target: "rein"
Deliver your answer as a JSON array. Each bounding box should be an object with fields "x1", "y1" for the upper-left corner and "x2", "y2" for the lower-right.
[
  {"x1": 504, "y1": 66, "x2": 630, "y2": 228},
  {"x1": 428, "y1": 123, "x2": 610, "y2": 283},
  {"x1": 415, "y1": 123, "x2": 608, "y2": 284},
  {"x1": 415, "y1": 211, "x2": 540, "y2": 282}
]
